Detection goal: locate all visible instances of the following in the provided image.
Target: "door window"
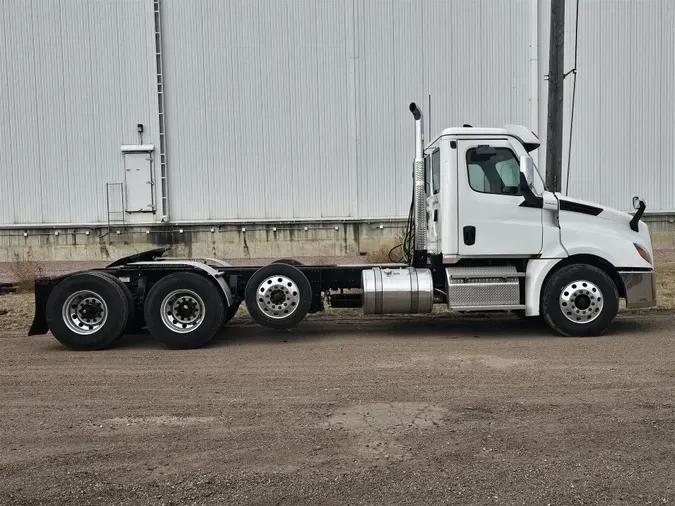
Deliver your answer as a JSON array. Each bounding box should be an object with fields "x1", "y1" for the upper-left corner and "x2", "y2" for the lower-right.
[
  {"x1": 466, "y1": 147, "x2": 521, "y2": 196},
  {"x1": 431, "y1": 149, "x2": 440, "y2": 194}
]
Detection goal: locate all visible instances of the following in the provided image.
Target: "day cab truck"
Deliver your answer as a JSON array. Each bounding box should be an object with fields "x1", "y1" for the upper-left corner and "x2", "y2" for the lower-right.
[{"x1": 29, "y1": 103, "x2": 656, "y2": 350}]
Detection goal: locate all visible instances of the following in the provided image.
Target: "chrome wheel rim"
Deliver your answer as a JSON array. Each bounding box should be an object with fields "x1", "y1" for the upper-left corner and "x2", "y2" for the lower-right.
[
  {"x1": 62, "y1": 290, "x2": 109, "y2": 335},
  {"x1": 160, "y1": 289, "x2": 206, "y2": 333},
  {"x1": 559, "y1": 280, "x2": 604, "y2": 324},
  {"x1": 256, "y1": 275, "x2": 300, "y2": 319}
]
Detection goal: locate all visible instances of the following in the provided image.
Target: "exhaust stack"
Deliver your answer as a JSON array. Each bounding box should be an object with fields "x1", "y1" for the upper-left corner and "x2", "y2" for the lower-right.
[{"x1": 409, "y1": 102, "x2": 427, "y2": 265}]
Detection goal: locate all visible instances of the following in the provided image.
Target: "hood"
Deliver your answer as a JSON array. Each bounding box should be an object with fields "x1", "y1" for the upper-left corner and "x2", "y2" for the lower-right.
[{"x1": 556, "y1": 194, "x2": 654, "y2": 267}]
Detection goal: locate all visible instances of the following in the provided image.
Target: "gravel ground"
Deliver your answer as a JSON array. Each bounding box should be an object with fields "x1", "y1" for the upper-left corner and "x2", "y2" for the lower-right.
[
  {"x1": 1, "y1": 310, "x2": 675, "y2": 505},
  {"x1": 1, "y1": 252, "x2": 674, "y2": 504}
]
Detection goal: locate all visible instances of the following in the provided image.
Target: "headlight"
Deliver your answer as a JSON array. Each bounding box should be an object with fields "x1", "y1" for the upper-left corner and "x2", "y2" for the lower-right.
[{"x1": 634, "y1": 243, "x2": 652, "y2": 265}]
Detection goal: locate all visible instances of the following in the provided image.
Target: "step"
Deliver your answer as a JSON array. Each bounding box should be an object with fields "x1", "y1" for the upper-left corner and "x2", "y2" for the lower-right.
[
  {"x1": 445, "y1": 265, "x2": 522, "y2": 309},
  {"x1": 451, "y1": 304, "x2": 526, "y2": 311}
]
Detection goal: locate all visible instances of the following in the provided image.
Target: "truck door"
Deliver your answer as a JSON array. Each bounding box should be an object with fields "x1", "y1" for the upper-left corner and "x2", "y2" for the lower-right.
[
  {"x1": 425, "y1": 148, "x2": 441, "y2": 255},
  {"x1": 457, "y1": 139, "x2": 542, "y2": 256}
]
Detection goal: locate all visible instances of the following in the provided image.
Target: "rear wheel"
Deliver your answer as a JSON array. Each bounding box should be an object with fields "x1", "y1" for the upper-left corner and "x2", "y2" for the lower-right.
[
  {"x1": 144, "y1": 272, "x2": 226, "y2": 349},
  {"x1": 95, "y1": 272, "x2": 142, "y2": 336},
  {"x1": 541, "y1": 264, "x2": 619, "y2": 337},
  {"x1": 45, "y1": 272, "x2": 129, "y2": 350},
  {"x1": 245, "y1": 263, "x2": 312, "y2": 330}
]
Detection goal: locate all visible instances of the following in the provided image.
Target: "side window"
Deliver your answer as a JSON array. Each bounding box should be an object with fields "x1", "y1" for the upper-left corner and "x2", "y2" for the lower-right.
[
  {"x1": 466, "y1": 147, "x2": 521, "y2": 195},
  {"x1": 431, "y1": 149, "x2": 440, "y2": 194}
]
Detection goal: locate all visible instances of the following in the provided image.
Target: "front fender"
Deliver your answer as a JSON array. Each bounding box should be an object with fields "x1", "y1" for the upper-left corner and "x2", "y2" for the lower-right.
[{"x1": 525, "y1": 258, "x2": 562, "y2": 316}]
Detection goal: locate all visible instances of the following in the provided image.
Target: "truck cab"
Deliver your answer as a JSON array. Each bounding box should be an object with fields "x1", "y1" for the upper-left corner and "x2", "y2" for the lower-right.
[
  {"x1": 421, "y1": 120, "x2": 656, "y2": 334},
  {"x1": 424, "y1": 125, "x2": 546, "y2": 259}
]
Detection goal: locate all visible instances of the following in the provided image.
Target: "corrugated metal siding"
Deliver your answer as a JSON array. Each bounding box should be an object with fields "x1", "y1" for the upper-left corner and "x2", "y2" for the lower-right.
[
  {"x1": 355, "y1": 0, "x2": 532, "y2": 219},
  {"x1": 162, "y1": 0, "x2": 354, "y2": 221},
  {"x1": 2, "y1": 0, "x2": 674, "y2": 227},
  {"x1": 543, "y1": 0, "x2": 675, "y2": 212},
  {"x1": 162, "y1": 0, "x2": 533, "y2": 221},
  {"x1": 0, "y1": 0, "x2": 158, "y2": 225}
]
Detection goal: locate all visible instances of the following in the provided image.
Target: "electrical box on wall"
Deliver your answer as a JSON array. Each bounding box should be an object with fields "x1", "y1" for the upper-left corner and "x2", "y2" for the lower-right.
[{"x1": 121, "y1": 145, "x2": 155, "y2": 213}]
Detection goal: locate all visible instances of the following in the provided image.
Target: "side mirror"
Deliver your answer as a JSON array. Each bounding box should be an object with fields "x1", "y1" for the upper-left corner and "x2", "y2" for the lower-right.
[
  {"x1": 519, "y1": 154, "x2": 534, "y2": 189},
  {"x1": 518, "y1": 154, "x2": 543, "y2": 208},
  {"x1": 630, "y1": 196, "x2": 647, "y2": 232}
]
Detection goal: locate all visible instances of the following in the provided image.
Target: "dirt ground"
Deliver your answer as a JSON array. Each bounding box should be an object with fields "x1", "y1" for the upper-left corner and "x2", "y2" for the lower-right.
[
  {"x1": 1, "y1": 308, "x2": 675, "y2": 505},
  {"x1": 1, "y1": 255, "x2": 674, "y2": 505}
]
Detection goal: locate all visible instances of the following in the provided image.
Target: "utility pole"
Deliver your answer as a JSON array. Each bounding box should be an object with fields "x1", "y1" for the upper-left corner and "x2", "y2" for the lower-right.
[{"x1": 545, "y1": 0, "x2": 565, "y2": 192}]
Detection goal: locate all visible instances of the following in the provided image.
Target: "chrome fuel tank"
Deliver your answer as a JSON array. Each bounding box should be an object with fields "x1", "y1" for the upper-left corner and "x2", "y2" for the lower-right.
[{"x1": 362, "y1": 267, "x2": 434, "y2": 314}]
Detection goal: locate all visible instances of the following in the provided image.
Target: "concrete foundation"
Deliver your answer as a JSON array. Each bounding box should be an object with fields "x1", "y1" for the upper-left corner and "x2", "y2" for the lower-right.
[
  {"x1": 0, "y1": 221, "x2": 407, "y2": 263},
  {"x1": 1, "y1": 214, "x2": 673, "y2": 263}
]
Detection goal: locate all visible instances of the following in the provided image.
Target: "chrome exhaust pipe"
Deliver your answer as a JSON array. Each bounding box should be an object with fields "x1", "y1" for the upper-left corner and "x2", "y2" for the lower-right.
[{"x1": 409, "y1": 103, "x2": 426, "y2": 260}]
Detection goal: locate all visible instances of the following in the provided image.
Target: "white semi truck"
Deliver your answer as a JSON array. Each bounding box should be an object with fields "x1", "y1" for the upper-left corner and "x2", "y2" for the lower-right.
[{"x1": 29, "y1": 103, "x2": 656, "y2": 350}]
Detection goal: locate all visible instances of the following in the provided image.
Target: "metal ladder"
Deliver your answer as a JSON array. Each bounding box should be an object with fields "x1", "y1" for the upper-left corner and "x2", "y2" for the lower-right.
[{"x1": 105, "y1": 182, "x2": 126, "y2": 244}]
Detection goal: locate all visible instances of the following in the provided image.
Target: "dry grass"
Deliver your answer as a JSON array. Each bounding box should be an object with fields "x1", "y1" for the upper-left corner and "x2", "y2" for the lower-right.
[
  {"x1": 0, "y1": 291, "x2": 34, "y2": 332},
  {"x1": 365, "y1": 229, "x2": 407, "y2": 264},
  {"x1": 365, "y1": 244, "x2": 395, "y2": 264},
  {"x1": 656, "y1": 261, "x2": 675, "y2": 310},
  {"x1": 9, "y1": 248, "x2": 44, "y2": 293}
]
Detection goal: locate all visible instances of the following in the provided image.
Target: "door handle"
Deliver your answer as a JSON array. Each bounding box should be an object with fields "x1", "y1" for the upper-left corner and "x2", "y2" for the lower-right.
[{"x1": 463, "y1": 226, "x2": 476, "y2": 246}]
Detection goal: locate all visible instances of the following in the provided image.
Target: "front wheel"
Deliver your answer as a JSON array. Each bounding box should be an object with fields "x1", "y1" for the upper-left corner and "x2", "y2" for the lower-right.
[{"x1": 541, "y1": 264, "x2": 619, "y2": 337}]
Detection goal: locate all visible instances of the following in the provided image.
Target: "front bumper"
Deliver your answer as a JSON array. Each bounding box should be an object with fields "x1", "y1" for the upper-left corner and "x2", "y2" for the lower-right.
[{"x1": 619, "y1": 270, "x2": 657, "y2": 309}]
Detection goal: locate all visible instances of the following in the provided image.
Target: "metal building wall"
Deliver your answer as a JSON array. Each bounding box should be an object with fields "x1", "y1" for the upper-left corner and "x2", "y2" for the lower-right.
[
  {"x1": 2, "y1": 0, "x2": 673, "y2": 228},
  {"x1": 161, "y1": 0, "x2": 533, "y2": 222},
  {"x1": 540, "y1": 0, "x2": 675, "y2": 212},
  {"x1": 160, "y1": 0, "x2": 355, "y2": 221},
  {"x1": 0, "y1": 0, "x2": 159, "y2": 226}
]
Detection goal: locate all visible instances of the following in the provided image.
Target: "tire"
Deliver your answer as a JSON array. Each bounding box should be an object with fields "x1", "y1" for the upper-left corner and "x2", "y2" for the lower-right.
[
  {"x1": 541, "y1": 264, "x2": 619, "y2": 337},
  {"x1": 245, "y1": 263, "x2": 312, "y2": 330},
  {"x1": 95, "y1": 272, "x2": 141, "y2": 336},
  {"x1": 144, "y1": 272, "x2": 226, "y2": 349},
  {"x1": 270, "y1": 258, "x2": 304, "y2": 266},
  {"x1": 45, "y1": 271, "x2": 130, "y2": 350}
]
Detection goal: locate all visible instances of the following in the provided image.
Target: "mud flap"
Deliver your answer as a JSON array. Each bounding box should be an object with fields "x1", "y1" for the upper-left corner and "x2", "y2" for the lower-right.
[{"x1": 28, "y1": 275, "x2": 70, "y2": 336}]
